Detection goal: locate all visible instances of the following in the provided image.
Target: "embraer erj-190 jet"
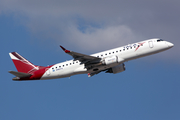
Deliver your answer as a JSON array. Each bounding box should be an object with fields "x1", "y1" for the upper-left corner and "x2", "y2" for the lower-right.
[{"x1": 9, "y1": 38, "x2": 173, "y2": 81}]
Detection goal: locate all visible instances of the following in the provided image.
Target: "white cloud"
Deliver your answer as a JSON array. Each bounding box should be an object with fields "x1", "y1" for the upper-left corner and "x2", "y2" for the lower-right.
[{"x1": 62, "y1": 24, "x2": 141, "y2": 52}]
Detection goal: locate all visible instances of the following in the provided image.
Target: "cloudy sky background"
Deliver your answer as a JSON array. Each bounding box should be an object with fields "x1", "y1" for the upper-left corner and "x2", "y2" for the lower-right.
[
  {"x1": 1, "y1": 0, "x2": 180, "y2": 120},
  {"x1": 1, "y1": 0, "x2": 179, "y2": 53}
]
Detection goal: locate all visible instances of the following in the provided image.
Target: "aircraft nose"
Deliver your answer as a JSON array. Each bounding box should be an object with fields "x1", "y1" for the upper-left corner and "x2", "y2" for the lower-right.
[{"x1": 166, "y1": 42, "x2": 174, "y2": 48}]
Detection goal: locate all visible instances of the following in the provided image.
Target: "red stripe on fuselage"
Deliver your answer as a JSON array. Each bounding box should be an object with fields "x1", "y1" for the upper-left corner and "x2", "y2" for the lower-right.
[
  {"x1": 18, "y1": 65, "x2": 53, "y2": 80},
  {"x1": 30, "y1": 65, "x2": 53, "y2": 80},
  {"x1": 29, "y1": 67, "x2": 47, "y2": 80}
]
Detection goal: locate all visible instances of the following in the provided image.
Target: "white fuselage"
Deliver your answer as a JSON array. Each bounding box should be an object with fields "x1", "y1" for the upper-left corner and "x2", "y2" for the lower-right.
[{"x1": 41, "y1": 38, "x2": 173, "y2": 80}]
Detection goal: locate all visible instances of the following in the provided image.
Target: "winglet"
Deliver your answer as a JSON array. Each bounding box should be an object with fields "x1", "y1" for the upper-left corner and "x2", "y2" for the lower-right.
[{"x1": 60, "y1": 46, "x2": 70, "y2": 53}]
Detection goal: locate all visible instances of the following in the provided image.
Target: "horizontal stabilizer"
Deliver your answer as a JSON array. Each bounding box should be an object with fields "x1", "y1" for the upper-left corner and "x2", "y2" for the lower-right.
[{"x1": 9, "y1": 71, "x2": 32, "y2": 78}]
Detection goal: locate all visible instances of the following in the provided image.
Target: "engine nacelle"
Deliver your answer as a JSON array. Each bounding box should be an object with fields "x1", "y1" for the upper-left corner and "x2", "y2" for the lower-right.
[
  {"x1": 102, "y1": 56, "x2": 118, "y2": 65},
  {"x1": 102, "y1": 56, "x2": 125, "y2": 65},
  {"x1": 106, "y1": 63, "x2": 125, "y2": 74}
]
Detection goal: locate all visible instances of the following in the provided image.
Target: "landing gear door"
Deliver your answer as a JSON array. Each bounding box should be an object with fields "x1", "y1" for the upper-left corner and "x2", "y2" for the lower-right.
[{"x1": 149, "y1": 41, "x2": 154, "y2": 48}]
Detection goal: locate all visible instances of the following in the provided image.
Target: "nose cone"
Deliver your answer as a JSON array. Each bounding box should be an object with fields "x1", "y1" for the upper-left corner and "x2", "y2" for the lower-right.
[{"x1": 166, "y1": 42, "x2": 174, "y2": 48}]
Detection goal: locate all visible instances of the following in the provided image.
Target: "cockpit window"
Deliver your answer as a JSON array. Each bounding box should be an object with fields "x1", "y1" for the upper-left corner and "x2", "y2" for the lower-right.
[{"x1": 157, "y1": 39, "x2": 164, "y2": 42}]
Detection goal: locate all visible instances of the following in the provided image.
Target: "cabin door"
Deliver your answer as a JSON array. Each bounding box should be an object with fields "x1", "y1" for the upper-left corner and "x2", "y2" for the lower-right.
[
  {"x1": 148, "y1": 41, "x2": 154, "y2": 48},
  {"x1": 46, "y1": 68, "x2": 50, "y2": 76}
]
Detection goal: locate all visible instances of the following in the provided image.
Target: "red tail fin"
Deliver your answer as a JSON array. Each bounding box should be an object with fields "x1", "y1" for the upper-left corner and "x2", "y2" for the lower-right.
[{"x1": 9, "y1": 52, "x2": 39, "y2": 73}]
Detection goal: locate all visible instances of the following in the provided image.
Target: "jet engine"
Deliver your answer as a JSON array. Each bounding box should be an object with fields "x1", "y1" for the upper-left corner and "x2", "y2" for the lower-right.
[
  {"x1": 101, "y1": 56, "x2": 124, "y2": 65},
  {"x1": 106, "y1": 63, "x2": 125, "y2": 74},
  {"x1": 102, "y1": 56, "x2": 118, "y2": 65}
]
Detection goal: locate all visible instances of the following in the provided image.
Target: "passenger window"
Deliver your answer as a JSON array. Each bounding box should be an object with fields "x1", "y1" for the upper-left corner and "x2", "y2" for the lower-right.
[
  {"x1": 105, "y1": 54, "x2": 107, "y2": 55},
  {"x1": 101, "y1": 55, "x2": 103, "y2": 57},
  {"x1": 109, "y1": 53, "x2": 111, "y2": 54},
  {"x1": 116, "y1": 51, "x2": 118, "y2": 53},
  {"x1": 63, "y1": 65, "x2": 64, "y2": 67},
  {"x1": 112, "y1": 52, "x2": 114, "y2": 54}
]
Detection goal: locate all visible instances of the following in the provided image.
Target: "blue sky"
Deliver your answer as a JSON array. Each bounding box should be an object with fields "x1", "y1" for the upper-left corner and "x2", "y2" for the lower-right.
[{"x1": 1, "y1": 0, "x2": 180, "y2": 120}]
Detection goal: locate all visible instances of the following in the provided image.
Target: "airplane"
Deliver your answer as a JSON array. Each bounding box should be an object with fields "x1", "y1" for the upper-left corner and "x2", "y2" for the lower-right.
[{"x1": 9, "y1": 38, "x2": 174, "y2": 81}]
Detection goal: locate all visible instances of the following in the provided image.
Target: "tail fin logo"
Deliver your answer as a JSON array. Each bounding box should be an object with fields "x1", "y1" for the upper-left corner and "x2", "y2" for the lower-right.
[{"x1": 9, "y1": 52, "x2": 39, "y2": 73}]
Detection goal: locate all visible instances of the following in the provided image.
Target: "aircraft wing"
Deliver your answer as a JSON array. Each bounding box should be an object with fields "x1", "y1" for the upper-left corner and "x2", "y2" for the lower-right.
[{"x1": 60, "y1": 46, "x2": 101, "y2": 64}]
